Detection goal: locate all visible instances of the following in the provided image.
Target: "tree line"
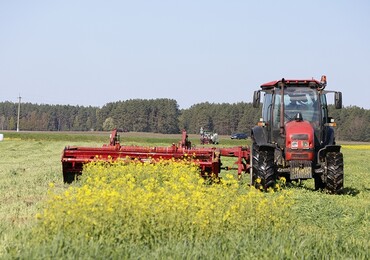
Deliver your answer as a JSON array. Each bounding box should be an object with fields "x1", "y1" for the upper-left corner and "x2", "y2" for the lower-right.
[{"x1": 0, "y1": 99, "x2": 369, "y2": 141}]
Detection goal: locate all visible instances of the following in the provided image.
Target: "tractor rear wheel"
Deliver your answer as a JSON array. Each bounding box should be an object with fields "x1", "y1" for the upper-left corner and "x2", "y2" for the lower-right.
[
  {"x1": 325, "y1": 152, "x2": 344, "y2": 194},
  {"x1": 251, "y1": 144, "x2": 276, "y2": 190}
]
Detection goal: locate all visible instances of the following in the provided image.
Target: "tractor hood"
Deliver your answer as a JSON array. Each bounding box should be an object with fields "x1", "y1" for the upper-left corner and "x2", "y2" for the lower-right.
[{"x1": 285, "y1": 117, "x2": 315, "y2": 161}]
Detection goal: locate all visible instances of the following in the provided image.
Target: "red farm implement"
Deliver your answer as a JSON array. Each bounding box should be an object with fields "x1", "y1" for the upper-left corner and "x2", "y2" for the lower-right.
[{"x1": 61, "y1": 129, "x2": 250, "y2": 183}]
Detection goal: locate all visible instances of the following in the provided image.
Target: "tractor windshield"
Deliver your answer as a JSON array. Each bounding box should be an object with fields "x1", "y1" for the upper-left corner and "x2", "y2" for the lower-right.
[{"x1": 272, "y1": 87, "x2": 320, "y2": 129}]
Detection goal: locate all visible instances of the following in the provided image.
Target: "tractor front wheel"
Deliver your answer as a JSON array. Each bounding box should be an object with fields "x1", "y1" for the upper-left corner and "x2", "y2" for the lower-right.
[
  {"x1": 251, "y1": 144, "x2": 276, "y2": 190},
  {"x1": 325, "y1": 152, "x2": 344, "y2": 194}
]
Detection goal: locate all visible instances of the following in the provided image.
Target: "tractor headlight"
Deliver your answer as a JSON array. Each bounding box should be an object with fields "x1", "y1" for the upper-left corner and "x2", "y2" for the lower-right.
[
  {"x1": 302, "y1": 141, "x2": 310, "y2": 149},
  {"x1": 291, "y1": 141, "x2": 298, "y2": 149}
]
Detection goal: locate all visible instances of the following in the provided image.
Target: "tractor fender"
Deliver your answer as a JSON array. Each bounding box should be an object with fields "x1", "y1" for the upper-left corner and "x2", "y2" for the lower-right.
[{"x1": 317, "y1": 144, "x2": 341, "y2": 163}]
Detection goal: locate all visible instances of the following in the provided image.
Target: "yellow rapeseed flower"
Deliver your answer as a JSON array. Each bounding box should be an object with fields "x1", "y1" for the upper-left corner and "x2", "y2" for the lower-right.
[{"x1": 33, "y1": 160, "x2": 294, "y2": 242}]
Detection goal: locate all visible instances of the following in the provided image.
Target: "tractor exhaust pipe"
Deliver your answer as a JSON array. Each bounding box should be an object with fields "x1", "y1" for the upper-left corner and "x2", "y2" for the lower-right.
[{"x1": 278, "y1": 78, "x2": 286, "y2": 136}]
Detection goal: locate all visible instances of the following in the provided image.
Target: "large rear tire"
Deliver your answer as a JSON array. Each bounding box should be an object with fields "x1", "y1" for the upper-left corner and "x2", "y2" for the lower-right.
[
  {"x1": 251, "y1": 144, "x2": 276, "y2": 190},
  {"x1": 325, "y1": 152, "x2": 344, "y2": 194}
]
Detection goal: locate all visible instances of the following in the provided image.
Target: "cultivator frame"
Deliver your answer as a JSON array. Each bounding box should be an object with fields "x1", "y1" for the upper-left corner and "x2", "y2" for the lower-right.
[{"x1": 62, "y1": 129, "x2": 251, "y2": 183}]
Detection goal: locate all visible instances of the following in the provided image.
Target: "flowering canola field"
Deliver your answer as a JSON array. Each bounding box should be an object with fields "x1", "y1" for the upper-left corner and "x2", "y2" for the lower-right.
[
  {"x1": 1, "y1": 134, "x2": 369, "y2": 259},
  {"x1": 341, "y1": 144, "x2": 370, "y2": 150},
  {"x1": 35, "y1": 159, "x2": 293, "y2": 247}
]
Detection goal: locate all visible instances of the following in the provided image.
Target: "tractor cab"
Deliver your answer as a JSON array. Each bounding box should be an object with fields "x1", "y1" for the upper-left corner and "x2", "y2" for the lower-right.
[{"x1": 253, "y1": 76, "x2": 342, "y2": 149}]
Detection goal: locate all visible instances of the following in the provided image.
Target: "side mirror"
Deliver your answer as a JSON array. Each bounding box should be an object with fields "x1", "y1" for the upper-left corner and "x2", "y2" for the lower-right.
[
  {"x1": 335, "y1": 92, "x2": 342, "y2": 109},
  {"x1": 253, "y1": 91, "x2": 261, "y2": 108}
]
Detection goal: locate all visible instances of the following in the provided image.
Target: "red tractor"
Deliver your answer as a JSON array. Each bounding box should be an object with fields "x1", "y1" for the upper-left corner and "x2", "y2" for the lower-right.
[{"x1": 251, "y1": 76, "x2": 344, "y2": 193}]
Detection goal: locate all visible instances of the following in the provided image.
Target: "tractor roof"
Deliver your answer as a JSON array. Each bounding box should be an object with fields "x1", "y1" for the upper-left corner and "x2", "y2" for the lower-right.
[{"x1": 260, "y1": 78, "x2": 323, "y2": 90}]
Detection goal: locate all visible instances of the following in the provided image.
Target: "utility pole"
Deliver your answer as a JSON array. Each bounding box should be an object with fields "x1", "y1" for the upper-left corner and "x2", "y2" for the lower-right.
[{"x1": 17, "y1": 94, "x2": 21, "y2": 132}]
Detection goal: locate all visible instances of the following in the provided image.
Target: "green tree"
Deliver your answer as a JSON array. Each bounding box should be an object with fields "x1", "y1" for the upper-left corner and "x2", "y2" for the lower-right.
[
  {"x1": 0, "y1": 115, "x2": 5, "y2": 130},
  {"x1": 103, "y1": 117, "x2": 115, "y2": 131},
  {"x1": 8, "y1": 117, "x2": 15, "y2": 130}
]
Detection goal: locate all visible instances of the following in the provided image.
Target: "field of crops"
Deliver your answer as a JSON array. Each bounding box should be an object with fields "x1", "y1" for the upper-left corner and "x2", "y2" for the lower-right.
[{"x1": 0, "y1": 131, "x2": 369, "y2": 259}]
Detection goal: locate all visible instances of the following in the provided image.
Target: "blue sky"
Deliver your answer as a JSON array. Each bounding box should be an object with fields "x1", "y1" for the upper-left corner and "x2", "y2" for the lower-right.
[{"x1": 1, "y1": 0, "x2": 370, "y2": 109}]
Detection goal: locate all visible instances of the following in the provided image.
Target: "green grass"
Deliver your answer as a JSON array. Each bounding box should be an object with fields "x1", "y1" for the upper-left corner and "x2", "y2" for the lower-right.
[{"x1": 0, "y1": 131, "x2": 369, "y2": 259}]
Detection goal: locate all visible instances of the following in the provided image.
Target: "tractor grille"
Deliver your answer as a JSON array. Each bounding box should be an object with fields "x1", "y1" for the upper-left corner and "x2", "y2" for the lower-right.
[
  {"x1": 290, "y1": 160, "x2": 312, "y2": 180},
  {"x1": 290, "y1": 153, "x2": 310, "y2": 159},
  {"x1": 291, "y1": 134, "x2": 309, "y2": 140}
]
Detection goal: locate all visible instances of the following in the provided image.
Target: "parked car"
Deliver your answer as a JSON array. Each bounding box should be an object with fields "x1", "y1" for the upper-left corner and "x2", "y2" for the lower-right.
[{"x1": 230, "y1": 133, "x2": 248, "y2": 139}]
